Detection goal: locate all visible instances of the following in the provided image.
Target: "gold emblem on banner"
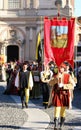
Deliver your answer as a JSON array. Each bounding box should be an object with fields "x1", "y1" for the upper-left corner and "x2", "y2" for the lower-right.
[{"x1": 50, "y1": 26, "x2": 68, "y2": 48}]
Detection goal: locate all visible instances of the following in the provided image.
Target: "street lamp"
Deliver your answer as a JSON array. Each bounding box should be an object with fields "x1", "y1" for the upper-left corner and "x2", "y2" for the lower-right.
[{"x1": 55, "y1": 0, "x2": 62, "y2": 17}]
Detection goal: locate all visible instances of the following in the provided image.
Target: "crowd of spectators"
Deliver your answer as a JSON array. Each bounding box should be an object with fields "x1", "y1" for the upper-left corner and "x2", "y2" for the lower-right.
[
  {"x1": 0, "y1": 60, "x2": 78, "y2": 110},
  {"x1": 1, "y1": 61, "x2": 42, "y2": 97}
]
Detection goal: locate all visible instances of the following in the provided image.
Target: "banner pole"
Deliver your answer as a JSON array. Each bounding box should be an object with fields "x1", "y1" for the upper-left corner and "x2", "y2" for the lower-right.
[{"x1": 40, "y1": 16, "x2": 44, "y2": 70}]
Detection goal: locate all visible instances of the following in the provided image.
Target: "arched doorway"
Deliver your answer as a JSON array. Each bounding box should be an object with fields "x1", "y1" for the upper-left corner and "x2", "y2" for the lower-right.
[{"x1": 7, "y1": 45, "x2": 19, "y2": 62}]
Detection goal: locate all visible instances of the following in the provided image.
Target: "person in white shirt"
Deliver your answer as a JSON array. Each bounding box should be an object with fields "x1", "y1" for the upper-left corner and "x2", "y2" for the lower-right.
[{"x1": 40, "y1": 64, "x2": 53, "y2": 109}]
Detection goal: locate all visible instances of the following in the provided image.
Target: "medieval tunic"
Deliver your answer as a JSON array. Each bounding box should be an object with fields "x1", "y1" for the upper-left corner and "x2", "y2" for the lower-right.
[
  {"x1": 51, "y1": 72, "x2": 74, "y2": 108},
  {"x1": 19, "y1": 70, "x2": 30, "y2": 102}
]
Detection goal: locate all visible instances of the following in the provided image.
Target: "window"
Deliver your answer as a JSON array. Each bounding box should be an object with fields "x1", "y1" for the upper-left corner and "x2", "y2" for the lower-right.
[{"x1": 8, "y1": 0, "x2": 21, "y2": 9}]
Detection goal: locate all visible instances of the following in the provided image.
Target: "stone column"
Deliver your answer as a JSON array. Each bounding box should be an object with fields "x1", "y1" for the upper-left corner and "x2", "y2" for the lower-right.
[
  {"x1": 29, "y1": 27, "x2": 33, "y2": 60},
  {"x1": 4, "y1": 0, "x2": 8, "y2": 9},
  {"x1": 33, "y1": 0, "x2": 39, "y2": 8},
  {"x1": 29, "y1": 28, "x2": 33, "y2": 41},
  {"x1": 0, "y1": 0, "x2": 4, "y2": 9},
  {"x1": 25, "y1": 27, "x2": 30, "y2": 60},
  {"x1": 26, "y1": 0, "x2": 30, "y2": 8},
  {"x1": 23, "y1": 0, "x2": 26, "y2": 8},
  {"x1": 29, "y1": 27, "x2": 36, "y2": 60},
  {"x1": 30, "y1": 0, "x2": 33, "y2": 8},
  {"x1": 18, "y1": 45, "x2": 22, "y2": 62}
]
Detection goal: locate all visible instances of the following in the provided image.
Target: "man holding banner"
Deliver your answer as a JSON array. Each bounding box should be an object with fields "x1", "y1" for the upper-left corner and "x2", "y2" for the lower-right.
[
  {"x1": 44, "y1": 17, "x2": 75, "y2": 130},
  {"x1": 48, "y1": 63, "x2": 75, "y2": 130}
]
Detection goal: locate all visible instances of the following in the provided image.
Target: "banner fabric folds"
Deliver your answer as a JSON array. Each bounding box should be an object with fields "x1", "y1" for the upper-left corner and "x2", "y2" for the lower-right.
[
  {"x1": 44, "y1": 17, "x2": 75, "y2": 68},
  {"x1": 35, "y1": 32, "x2": 42, "y2": 62}
]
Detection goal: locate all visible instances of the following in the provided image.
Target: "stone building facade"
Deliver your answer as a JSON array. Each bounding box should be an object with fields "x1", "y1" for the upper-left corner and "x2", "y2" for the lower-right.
[
  {"x1": 75, "y1": 17, "x2": 81, "y2": 64},
  {"x1": 0, "y1": 0, "x2": 74, "y2": 63}
]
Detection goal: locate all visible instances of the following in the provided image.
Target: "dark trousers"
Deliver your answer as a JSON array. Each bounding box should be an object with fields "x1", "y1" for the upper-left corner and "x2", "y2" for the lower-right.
[
  {"x1": 20, "y1": 88, "x2": 25, "y2": 102},
  {"x1": 42, "y1": 83, "x2": 49, "y2": 106}
]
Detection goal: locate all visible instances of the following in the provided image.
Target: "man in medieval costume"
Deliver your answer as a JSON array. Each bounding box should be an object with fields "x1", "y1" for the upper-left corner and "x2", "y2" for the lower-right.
[
  {"x1": 49, "y1": 63, "x2": 75, "y2": 130},
  {"x1": 15, "y1": 63, "x2": 33, "y2": 109},
  {"x1": 40, "y1": 64, "x2": 53, "y2": 109}
]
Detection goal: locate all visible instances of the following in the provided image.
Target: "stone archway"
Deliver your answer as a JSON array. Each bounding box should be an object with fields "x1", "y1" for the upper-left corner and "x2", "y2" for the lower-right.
[
  {"x1": 7, "y1": 45, "x2": 19, "y2": 62},
  {"x1": 0, "y1": 26, "x2": 26, "y2": 62}
]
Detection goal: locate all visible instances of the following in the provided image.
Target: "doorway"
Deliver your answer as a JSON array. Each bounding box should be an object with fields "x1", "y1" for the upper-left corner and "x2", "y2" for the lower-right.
[{"x1": 7, "y1": 45, "x2": 19, "y2": 62}]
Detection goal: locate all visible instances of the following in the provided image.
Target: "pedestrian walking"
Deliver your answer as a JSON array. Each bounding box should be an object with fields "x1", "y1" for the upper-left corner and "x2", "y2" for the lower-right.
[
  {"x1": 18, "y1": 63, "x2": 33, "y2": 109},
  {"x1": 3, "y1": 64, "x2": 20, "y2": 95},
  {"x1": 49, "y1": 63, "x2": 74, "y2": 130},
  {"x1": 40, "y1": 64, "x2": 53, "y2": 109}
]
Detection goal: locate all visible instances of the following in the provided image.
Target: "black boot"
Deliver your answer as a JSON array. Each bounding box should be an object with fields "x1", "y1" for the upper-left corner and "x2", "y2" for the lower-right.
[
  {"x1": 60, "y1": 117, "x2": 65, "y2": 129},
  {"x1": 45, "y1": 104, "x2": 48, "y2": 109},
  {"x1": 22, "y1": 101, "x2": 24, "y2": 109},
  {"x1": 25, "y1": 102, "x2": 28, "y2": 108},
  {"x1": 54, "y1": 118, "x2": 59, "y2": 130}
]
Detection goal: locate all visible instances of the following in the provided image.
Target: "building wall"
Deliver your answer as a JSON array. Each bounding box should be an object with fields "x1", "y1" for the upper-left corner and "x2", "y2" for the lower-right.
[
  {"x1": 0, "y1": 0, "x2": 74, "y2": 63},
  {"x1": 75, "y1": 17, "x2": 81, "y2": 62}
]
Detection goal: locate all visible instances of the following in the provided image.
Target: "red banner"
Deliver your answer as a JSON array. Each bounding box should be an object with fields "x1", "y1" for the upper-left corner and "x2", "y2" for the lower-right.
[{"x1": 44, "y1": 17, "x2": 75, "y2": 68}]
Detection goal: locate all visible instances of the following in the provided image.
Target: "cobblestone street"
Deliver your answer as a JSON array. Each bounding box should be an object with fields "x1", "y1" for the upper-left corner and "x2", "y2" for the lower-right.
[
  {"x1": 0, "y1": 82, "x2": 28, "y2": 130},
  {"x1": 0, "y1": 82, "x2": 81, "y2": 130},
  {"x1": 31, "y1": 88, "x2": 81, "y2": 130}
]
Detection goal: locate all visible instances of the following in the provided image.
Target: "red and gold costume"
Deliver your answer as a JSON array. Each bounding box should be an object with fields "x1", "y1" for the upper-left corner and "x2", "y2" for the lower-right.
[
  {"x1": 48, "y1": 63, "x2": 74, "y2": 129},
  {"x1": 52, "y1": 72, "x2": 74, "y2": 108}
]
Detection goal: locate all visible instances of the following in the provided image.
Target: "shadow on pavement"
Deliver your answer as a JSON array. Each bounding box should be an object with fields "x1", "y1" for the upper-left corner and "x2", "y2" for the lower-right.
[
  {"x1": 0, "y1": 125, "x2": 20, "y2": 129},
  {"x1": 0, "y1": 85, "x2": 18, "y2": 107},
  {"x1": 73, "y1": 88, "x2": 81, "y2": 109}
]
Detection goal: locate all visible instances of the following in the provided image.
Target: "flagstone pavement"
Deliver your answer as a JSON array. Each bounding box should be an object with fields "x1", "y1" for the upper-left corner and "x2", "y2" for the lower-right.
[{"x1": 0, "y1": 81, "x2": 81, "y2": 130}]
